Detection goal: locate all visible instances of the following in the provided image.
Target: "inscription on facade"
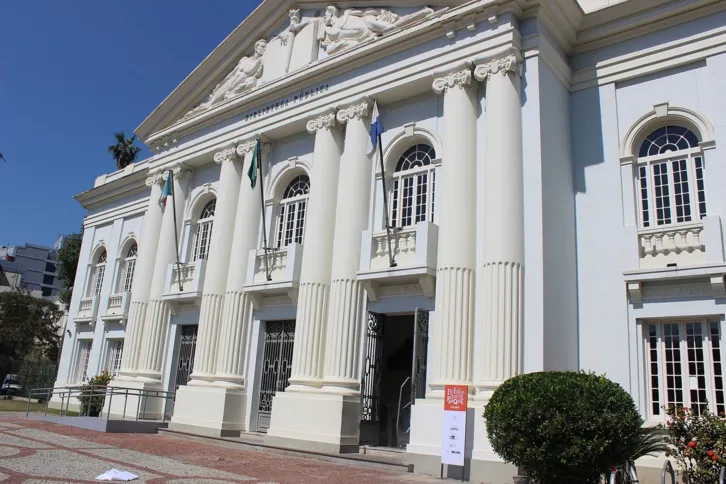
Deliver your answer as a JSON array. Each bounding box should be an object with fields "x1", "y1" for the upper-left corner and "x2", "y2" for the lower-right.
[{"x1": 244, "y1": 83, "x2": 331, "y2": 122}]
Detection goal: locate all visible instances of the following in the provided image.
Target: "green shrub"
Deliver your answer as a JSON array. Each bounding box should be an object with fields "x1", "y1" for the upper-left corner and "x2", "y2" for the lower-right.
[
  {"x1": 665, "y1": 405, "x2": 726, "y2": 484},
  {"x1": 77, "y1": 370, "x2": 112, "y2": 417},
  {"x1": 484, "y1": 371, "x2": 648, "y2": 484}
]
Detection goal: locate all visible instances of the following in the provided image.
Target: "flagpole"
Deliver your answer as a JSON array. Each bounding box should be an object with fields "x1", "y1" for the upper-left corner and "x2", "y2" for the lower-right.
[
  {"x1": 377, "y1": 131, "x2": 397, "y2": 268},
  {"x1": 169, "y1": 169, "x2": 184, "y2": 291},
  {"x1": 256, "y1": 140, "x2": 272, "y2": 281}
]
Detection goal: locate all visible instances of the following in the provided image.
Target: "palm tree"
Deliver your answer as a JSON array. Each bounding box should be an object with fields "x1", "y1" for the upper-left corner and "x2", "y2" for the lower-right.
[
  {"x1": 107, "y1": 132, "x2": 141, "y2": 170},
  {"x1": 0, "y1": 152, "x2": 5, "y2": 162}
]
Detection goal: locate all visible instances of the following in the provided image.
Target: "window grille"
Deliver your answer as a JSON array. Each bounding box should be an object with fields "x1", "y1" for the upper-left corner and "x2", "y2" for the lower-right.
[
  {"x1": 391, "y1": 144, "x2": 436, "y2": 228},
  {"x1": 644, "y1": 320, "x2": 724, "y2": 419},
  {"x1": 636, "y1": 126, "x2": 706, "y2": 228},
  {"x1": 192, "y1": 200, "x2": 216, "y2": 261},
  {"x1": 275, "y1": 175, "x2": 310, "y2": 248}
]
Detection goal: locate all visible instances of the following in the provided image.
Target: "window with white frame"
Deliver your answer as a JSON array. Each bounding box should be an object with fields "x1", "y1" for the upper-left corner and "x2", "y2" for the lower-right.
[
  {"x1": 275, "y1": 175, "x2": 310, "y2": 248},
  {"x1": 391, "y1": 144, "x2": 436, "y2": 228},
  {"x1": 644, "y1": 320, "x2": 724, "y2": 419},
  {"x1": 117, "y1": 243, "x2": 137, "y2": 293},
  {"x1": 191, "y1": 200, "x2": 215, "y2": 261},
  {"x1": 105, "y1": 340, "x2": 124, "y2": 377},
  {"x1": 88, "y1": 250, "x2": 107, "y2": 297},
  {"x1": 75, "y1": 340, "x2": 93, "y2": 383},
  {"x1": 636, "y1": 126, "x2": 707, "y2": 229}
]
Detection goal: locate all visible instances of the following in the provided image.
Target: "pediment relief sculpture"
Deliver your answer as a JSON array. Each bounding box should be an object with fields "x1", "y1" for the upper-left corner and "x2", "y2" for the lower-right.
[
  {"x1": 318, "y1": 6, "x2": 434, "y2": 55},
  {"x1": 183, "y1": 5, "x2": 435, "y2": 119}
]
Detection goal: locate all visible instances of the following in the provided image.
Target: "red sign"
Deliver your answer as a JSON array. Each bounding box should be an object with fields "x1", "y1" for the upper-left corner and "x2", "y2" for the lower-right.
[{"x1": 444, "y1": 384, "x2": 468, "y2": 411}]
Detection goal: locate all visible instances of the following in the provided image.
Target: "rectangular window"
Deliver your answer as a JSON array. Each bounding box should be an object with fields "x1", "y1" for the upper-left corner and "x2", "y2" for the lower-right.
[
  {"x1": 42, "y1": 274, "x2": 54, "y2": 286},
  {"x1": 121, "y1": 259, "x2": 135, "y2": 293},
  {"x1": 106, "y1": 340, "x2": 124, "y2": 377},
  {"x1": 639, "y1": 166, "x2": 650, "y2": 227},
  {"x1": 653, "y1": 162, "x2": 672, "y2": 225},
  {"x1": 672, "y1": 159, "x2": 691, "y2": 223},
  {"x1": 645, "y1": 320, "x2": 724, "y2": 419},
  {"x1": 93, "y1": 265, "x2": 105, "y2": 296},
  {"x1": 75, "y1": 341, "x2": 93, "y2": 383},
  {"x1": 695, "y1": 157, "x2": 707, "y2": 218},
  {"x1": 44, "y1": 262, "x2": 56, "y2": 273}
]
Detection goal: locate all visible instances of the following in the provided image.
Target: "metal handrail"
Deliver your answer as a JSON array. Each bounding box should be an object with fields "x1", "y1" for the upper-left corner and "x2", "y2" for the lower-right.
[
  {"x1": 25, "y1": 385, "x2": 175, "y2": 422},
  {"x1": 609, "y1": 461, "x2": 640, "y2": 484},
  {"x1": 661, "y1": 460, "x2": 675, "y2": 484},
  {"x1": 395, "y1": 377, "x2": 411, "y2": 447}
]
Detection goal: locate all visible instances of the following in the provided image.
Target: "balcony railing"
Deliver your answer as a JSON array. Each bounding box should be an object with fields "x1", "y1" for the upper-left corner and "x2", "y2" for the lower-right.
[
  {"x1": 103, "y1": 292, "x2": 130, "y2": 322},
  {"x1": 358, "y1": 222, "x2": 438, "y2": 298},
  {"x1": 244, "y1": 243, "x2": 303, "y2": 302},
  {"x1": 639, "y1": 221, "x2": 706, "y2": 269},
  {"x1": 76, "y1": 295, "x2": 99, "y2": 323},
  {"x1": 161, "y1": 259, "x2": 206, "y2": 302}
]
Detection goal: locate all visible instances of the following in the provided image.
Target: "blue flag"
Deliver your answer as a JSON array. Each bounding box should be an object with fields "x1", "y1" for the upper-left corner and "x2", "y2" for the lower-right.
[
  {"x1": 159, "y1": 172, "x2": 173, "y2": 210},
  {"x1": 367, "y1": 100, "x2": 383, "y2": 156}
]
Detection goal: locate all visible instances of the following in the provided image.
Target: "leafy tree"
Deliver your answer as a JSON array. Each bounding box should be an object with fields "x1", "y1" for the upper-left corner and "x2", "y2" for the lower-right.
[
  {"x1": 57, "y1": 232, "x2": 82, "y2": 309},
  {"x1": 0, "y1": 292, "x2": 63, "y2": 377},
  {"x1": 107, "y1": 132, "x2": 141, "y2": 170}
]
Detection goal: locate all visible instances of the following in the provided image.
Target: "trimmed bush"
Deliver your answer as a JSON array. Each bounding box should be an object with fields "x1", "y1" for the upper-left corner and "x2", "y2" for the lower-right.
[{"x1": 484, "y1": 371, "x2": 644, "y2": 484}]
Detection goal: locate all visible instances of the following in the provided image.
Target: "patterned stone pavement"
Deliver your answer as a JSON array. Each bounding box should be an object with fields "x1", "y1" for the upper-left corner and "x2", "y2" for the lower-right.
[{"x1": 0, "y1": 414, "x2": 440, "y2": 483}]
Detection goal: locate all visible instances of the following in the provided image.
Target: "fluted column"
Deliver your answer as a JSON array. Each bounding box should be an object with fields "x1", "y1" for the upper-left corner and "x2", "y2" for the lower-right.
[
  {"x1": 287, "y1": 109, "x2": 343, "y2": 391},
  {"x1": 429, "y1": 63, "x2": 478, "y2": 396},
  {"x1": 189, "y1": 146, "x2": 244, "y2": 382},
  {"x1": 321, "y1": 98, "x2": 372, "y2": 395},
  {"x1": 118, "y1": 175, "x2": 165, "y2": 378},
  {"x1": 473, "y1": 52, "x2": 524, "y2": 400},
  {"x1": 137, "y1": 165, "x2": 192, "y2": 380},
  {"x1": 213, "y1": 139, "x2": 269, "y2": 385}
]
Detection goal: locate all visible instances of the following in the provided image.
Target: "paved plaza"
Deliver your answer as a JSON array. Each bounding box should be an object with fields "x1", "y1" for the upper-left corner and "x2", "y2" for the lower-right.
[{"x1": 0, "y1": 413, "x2": 441, "y2": 483}]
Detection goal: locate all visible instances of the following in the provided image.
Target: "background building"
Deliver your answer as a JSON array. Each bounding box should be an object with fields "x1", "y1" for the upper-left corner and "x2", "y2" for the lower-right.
[{"x1": 0, "y1": 236, "x2": 65, "y2": 298}]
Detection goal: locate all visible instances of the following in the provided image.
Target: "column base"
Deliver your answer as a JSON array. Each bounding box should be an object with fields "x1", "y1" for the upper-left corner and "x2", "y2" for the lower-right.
[
  {"x1": 169, "y1": 385, "x2": 247, "y2": 437},
  {"x1": 265, "y1": 391, "x2": 361, "y2": 453},
  {"x1": 106, "y1": 379, "x2": 165, "y2": 420}
]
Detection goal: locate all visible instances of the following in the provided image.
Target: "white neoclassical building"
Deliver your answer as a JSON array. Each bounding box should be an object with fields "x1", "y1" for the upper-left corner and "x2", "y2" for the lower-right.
[{"x1": 54, "y1": 0, "x2": 726, "y2": 480}]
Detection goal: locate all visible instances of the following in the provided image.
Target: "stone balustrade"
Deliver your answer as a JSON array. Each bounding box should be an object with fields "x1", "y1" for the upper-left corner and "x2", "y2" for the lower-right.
[
  {"x1": 244, "y1": 243, "x2": 303, "y2": 291},
  {"x1": 76, "y1": 295, "x2": 99, "y2": 323},
  {"x1": 639, "y1": 222, "x2": 706, "y2": 269},
  {"x1": 103, "y1": 292, "x2": 131, "y2": 322},
  {"x1": 161, "y1": 259, "x2": 207, "y2": 302}
]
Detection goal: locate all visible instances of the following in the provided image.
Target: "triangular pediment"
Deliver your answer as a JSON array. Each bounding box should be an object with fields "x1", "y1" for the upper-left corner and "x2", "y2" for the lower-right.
[{"x1": 136, "y1": 0, "x2": 459, "y2": 141}]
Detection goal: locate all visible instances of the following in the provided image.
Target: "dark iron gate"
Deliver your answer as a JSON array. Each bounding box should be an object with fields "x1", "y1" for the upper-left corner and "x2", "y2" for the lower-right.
[
  {"x1": 175, "y1": 325, "x2": 198, "y2": 388},
  {"x1": 360, "y1": 311, "x2": 385, "y2": 445},
  {"x1": 256, "y1": 320, "x2": 295, "y2": 431},
  {"x1": 411, "y1": 308, "x2": 429, "y2": 403}
]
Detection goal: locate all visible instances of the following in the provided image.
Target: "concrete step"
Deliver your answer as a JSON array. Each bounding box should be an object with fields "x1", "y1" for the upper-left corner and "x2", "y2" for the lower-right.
[{"x1": 158, "y1": 428, "x2": 414, "y2": 473}]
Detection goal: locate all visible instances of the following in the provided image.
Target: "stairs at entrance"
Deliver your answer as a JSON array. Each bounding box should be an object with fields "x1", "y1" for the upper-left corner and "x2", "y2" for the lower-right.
[{"x1": 158, "y1": 428, "x2": 414, "y2": 473}]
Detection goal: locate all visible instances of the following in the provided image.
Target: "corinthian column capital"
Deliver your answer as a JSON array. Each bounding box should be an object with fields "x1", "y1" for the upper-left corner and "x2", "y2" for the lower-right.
[
  {"x1": 473, "y1": 52, "x2": 523, "y2": 82},
  {"x1": 432, "y1": 62, "x2": 472, "y2": 94},
  {"x1": 145, "y1": 173, "x2": 164, "y2": 187},
  {"x1": 306, "y1": 110, "x2": 337, "y2": 134},
  {"x1": 213, "y1": 146, "x2": 237, "y2": 164},
  {"x1": 336, "y1": 96, "x2": 372, "y2": 124},
  {"x1": 235, "y1": 139, "x2": 257, "y2": 157},
  {"x1": 170, "y1": 164, "x2": 193, "y2": 180}
]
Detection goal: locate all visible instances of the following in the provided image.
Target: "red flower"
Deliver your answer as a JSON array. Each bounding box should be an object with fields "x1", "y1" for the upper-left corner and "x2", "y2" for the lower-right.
[
  {"x1": 689, "y1": 441, "x2": 697, "y2": 448},
  {"x1": 713, "y1": 455, "x2": 719, "y2": 461},
  {"x1": 708, "y1": 450, "x2": 715, "y2": 457}
]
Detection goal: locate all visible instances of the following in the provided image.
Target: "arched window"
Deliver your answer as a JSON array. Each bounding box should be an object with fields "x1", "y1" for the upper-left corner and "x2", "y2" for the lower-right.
[
  {"x1": 89, "y1": 249, "x2": 107, "y2": 297},
  {"x1": 118, "y1": 243, "x2": 137, "y2": 293},
  {"x1": 391, "y1": 144, "x2": 436, "y2": 228},
  {"x1": 636, "y1": 125, "x2": 706, "y2": 228},
  {"x1": 276, "y1": 175, "x2": 310, "y2": 248},
  {"x1": 192, "y1": 200, "x2": 216, "y2": 260}
]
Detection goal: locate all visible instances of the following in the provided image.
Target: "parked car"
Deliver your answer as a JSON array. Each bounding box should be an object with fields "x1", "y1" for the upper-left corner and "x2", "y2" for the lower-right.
[{"x1": 0, "y1": 374, "x2": 22, "y2": 398}]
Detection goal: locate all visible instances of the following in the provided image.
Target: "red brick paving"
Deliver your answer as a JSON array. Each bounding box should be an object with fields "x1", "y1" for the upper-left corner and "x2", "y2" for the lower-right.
[{"x1": 0, "y1": 415, "x2": 427, "y2": 483}]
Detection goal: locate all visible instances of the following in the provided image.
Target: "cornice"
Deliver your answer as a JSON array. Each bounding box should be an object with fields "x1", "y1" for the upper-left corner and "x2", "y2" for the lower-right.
[{"x1": 75, "y1": 162, "x2": 151, "y2": 210}]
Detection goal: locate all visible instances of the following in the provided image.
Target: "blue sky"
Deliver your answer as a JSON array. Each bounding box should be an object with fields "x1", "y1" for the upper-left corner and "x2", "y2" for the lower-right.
[{"x1": 0, "y1": 1, "x2": 256, "y2": 247}]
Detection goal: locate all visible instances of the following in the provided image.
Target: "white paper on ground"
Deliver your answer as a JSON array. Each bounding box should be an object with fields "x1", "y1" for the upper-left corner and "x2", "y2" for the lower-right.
[{"x1": 95, "y1": 469, "x2": 139, "y2": 481}]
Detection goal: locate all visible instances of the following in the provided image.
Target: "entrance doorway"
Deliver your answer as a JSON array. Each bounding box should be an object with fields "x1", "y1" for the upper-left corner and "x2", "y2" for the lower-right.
[
  {"x1": 175, "y1": 325, "x2": 198, "y2": 388},
  {"x1": 360, "y1": 309, "x2": 429, "y2": 448},
  {"x1": 255, "y1": 320, "x2": 295, "y2": 432}
]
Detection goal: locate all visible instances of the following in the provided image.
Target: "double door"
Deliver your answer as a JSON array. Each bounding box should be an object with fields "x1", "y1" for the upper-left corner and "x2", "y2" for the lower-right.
[{"x1": 256, "y1": 320, "x2": 296, "y2": 431}]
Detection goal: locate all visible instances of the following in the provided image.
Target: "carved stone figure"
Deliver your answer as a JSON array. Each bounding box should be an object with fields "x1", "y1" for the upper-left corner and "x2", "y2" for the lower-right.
[
  {"x1": 317, "y1": 5, "x2": 434, "y2": 55},
  {"x1": 187, "y1": 39, "x2": 268, "y2": 116}
]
